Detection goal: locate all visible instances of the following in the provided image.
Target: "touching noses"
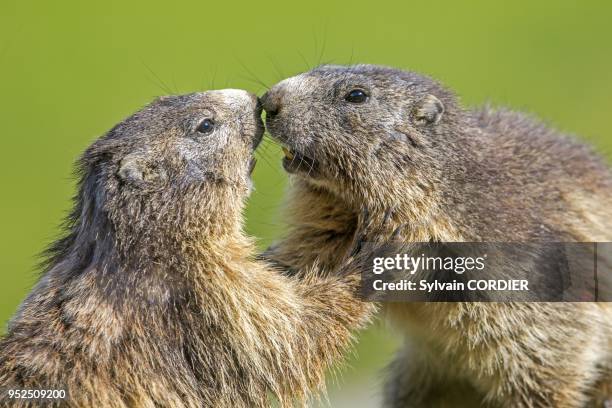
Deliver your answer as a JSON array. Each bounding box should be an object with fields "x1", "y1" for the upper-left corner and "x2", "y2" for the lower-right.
[{"x1": 261, "y1": 88, "x2": 283, "y2": 120}]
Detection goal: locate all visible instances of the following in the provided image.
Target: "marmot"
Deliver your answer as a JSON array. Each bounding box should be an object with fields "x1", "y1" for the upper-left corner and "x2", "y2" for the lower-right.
[
  {"x1": 0, "y1": 89, "x2": 378, "y2": 407},
  {"x1": 261, "y1": 64, "x2": 612, "y2": 407}
]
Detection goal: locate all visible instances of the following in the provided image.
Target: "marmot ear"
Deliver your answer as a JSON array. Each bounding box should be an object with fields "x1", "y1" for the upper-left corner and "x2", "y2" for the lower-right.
[
  {"x1": 117, "y1": 154, "x2": 164, "y2": 185},
  {"x1": 413, "y1": 94, "x2": 444, "y2": 126}
]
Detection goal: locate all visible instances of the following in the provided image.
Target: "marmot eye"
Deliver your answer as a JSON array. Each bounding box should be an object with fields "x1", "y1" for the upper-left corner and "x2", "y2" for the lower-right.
[
  {"x1": 196, "y1": 119, "x2": 215, "y2": 134},
  {"x1": 345, "y1": 89, "x2": 368, "y2": 103}
]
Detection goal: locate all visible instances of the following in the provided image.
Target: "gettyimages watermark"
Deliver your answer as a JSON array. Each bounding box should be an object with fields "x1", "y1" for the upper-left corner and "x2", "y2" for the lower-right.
[{"x1": 360, "y1": 242, "x2": 612, "y2": 302}]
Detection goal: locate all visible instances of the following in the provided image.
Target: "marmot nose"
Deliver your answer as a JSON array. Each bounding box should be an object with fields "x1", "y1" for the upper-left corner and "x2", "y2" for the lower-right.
[{"x1": 261, "y1": 90, "x2": 281, "y2": 119}]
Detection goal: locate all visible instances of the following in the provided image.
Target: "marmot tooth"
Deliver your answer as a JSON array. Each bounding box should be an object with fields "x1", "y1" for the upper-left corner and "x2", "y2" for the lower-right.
[{"x1": 282, "y1": 147, "x2": 295, "y2": 160}]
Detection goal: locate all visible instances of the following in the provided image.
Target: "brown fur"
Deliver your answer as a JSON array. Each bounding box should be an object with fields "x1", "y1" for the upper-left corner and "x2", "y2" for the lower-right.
[
  {"x1": 0, "y1": 90, "x2": 376, "y2": 407},
  {"x1": 261, "y1": 65, "x2": 612, "y2": 407}
]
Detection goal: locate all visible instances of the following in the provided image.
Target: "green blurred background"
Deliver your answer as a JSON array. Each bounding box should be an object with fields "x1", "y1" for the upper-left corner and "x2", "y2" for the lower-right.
[{"x1": 1, "y1": 0, "x2": 611, "y2": 405}]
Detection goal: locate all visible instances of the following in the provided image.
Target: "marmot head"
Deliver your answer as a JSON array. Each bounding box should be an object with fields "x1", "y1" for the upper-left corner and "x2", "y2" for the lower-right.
[
  {"x1": 77, "y1": 90, "x2": 263, "y2": 249},
  {"x1": 262, "y1": 64, "x2": 463, "y2": 213}
]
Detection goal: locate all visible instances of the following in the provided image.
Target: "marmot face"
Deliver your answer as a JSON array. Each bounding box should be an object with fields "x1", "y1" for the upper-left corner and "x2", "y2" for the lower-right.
[
  {"x1": 84, "y1": 90, "x2": 263, "y2": 227},
  {"x1": 262, "y1": 64, "x2": 459, "y2": 211},
  {"x1": 72, "y1": 90, "x2": 263, "y2": 256},
  {"x1": 107, "y1": 90, "x2": 262, "y2": 192}
]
